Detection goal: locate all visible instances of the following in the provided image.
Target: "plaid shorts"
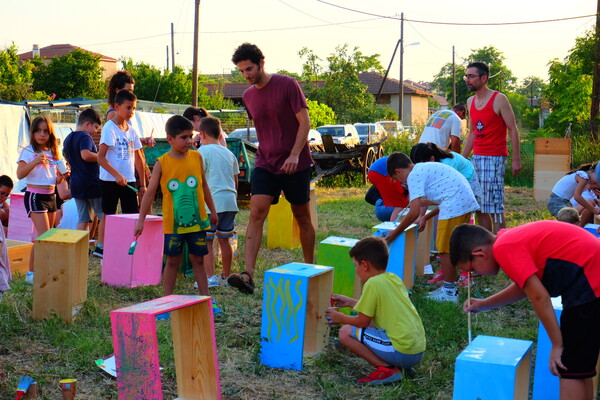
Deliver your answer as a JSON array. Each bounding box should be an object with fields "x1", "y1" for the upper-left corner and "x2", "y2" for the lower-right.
[{"x1": 471, "y1": 155, "x2": 507, "y2": 215}]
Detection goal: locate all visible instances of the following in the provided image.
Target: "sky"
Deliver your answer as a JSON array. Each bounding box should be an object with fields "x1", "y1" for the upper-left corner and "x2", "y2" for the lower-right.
[{"x1": 2, "y1": 0, "x2": 596, "y2": 86}]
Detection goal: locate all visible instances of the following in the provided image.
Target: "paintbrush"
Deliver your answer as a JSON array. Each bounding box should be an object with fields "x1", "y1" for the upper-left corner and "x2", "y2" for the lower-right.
[
  {"x1": 128, "y1": 236, "x2": 139, "y2": 255},
  {"x1": 19, "y1": 146, "x2": 58, "y2": 164},
  {"x1": 467, "y1": 270, "x2": 472, "y2": 344},
  {"x1": 126, "y1": 184, "x2": 138, "y2": 193}
]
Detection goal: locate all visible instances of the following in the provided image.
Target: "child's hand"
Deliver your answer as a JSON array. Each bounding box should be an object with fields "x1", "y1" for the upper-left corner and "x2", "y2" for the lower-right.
[
  {"x1": 384, "y1": 229, "x2": 399, "y2": 244},
  {"x1": 463, "y1": 298, "x2": 485, "y2": 314},
  {"x1": 34, "y1": 152, "x2": 46, "y2": 165},
  {"x1": 330, "y1": 294, "x2": 352, "y2": 308},
  {"x1": 549, "y1": 345, "x2": 567, "y2": 376},
  {"x1": 115, "y1": 175, "x2": 127, "y2": 186},
  {"x1": 133, "y1": 221, "x2": 144, "y2": 237},
  {"x1": 210, "y1": 213, "x2": 218, "y2": 226},
  {"x1": 325, "y1": 307, "x2": 342, "y2": 325}
]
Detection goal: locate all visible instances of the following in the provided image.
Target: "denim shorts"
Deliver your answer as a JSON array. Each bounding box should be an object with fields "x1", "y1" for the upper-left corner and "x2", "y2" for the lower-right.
[
  {"x1": 350, "y1": 326, "x2": 424, "y2": 369},
  {"x1": 75, "y1": 197, "x2": 104, "y2": 223},
  {"x1": 206, "y1": 211, "x2": 236, "y2": 240},
  {"x1": 547, "y1": 192, "x2": 571, "y2": 218},
  {"x1": 164, "y1": 231, "x2": 208, "y2": 257}
]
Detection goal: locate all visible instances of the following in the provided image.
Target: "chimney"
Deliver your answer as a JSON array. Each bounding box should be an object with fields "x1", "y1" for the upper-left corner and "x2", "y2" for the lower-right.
[{"x1": 32, "y1": 44, "x2": 40, "y2": 58}]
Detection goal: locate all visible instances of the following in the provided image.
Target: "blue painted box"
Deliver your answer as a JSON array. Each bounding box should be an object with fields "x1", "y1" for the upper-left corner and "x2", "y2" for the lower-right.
[
  {"x1": 372, "y1": 221, "x2": 417, "y2": 289},
  {"x1": 532, "y1": 296, "x2": 562, "y2": 400},
  {"x1": 453, "y1": 335, "x2": 533, "y2": 400},
  {"x1": 260, "y1": 263, "x2": 334, "y2": 370},
  {"x1": 584, "y1": 223, "x2": 600, "y2": 238}
]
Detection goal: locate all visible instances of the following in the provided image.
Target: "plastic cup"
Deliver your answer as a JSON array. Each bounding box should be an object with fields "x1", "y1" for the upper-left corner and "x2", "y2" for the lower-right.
[
  {"x1": 59, "y1": 379, "x2": 77, "y2": 400},
  {"x1": 56, "y1": 159, "x2": 68, "y2": 175}
]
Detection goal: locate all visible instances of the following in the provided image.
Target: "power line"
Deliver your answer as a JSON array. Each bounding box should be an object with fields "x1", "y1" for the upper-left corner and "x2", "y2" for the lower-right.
[{"x1": 316, "y1": 0, "x2": 595, "y2": 26}]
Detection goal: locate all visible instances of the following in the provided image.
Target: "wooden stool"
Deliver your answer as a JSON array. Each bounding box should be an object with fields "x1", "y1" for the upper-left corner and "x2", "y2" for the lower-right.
[
  {"x1": 316, "y1": 236, "x2": 362, "y2": 306},
  {"x1": 260, "y1": 263, "x2": 333, "y2": 370},
  {"x1": 102, "y1": 214, "x2": 163, "y2": 288},
  {"x1": 372, "y1": 221, "x2": 417, "y2": 289},
  {"x1": 6, "y1": 239, "x2": 33, "y2": 274},
  {"x1": 266, "y1": 187, "x2": 317, "y2": 250},
  {"x1": 453, "y1": 335, "x2": 533, "y2": 400},
  {"x1": 32, "y1": 229, "x2": 89, "y2": 322},
  {"x1": 111, "y1": 295, "x2": 221, "y2": 400}
]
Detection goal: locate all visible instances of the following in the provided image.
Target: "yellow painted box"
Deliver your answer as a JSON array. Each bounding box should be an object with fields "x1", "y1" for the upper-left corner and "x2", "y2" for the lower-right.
[{"x1": 6, "y1": 239, "x2": 33, "y2": 275}]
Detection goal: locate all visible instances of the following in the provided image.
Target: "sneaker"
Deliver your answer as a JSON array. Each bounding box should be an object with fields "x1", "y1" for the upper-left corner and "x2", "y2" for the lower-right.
[
  {"x1": 207, "y1": 275, "x2": 220, "y2": 288},
  {"x1": 25, "y1": 271, "x2": 34, "y2": 285},
  {"x1": 357, "y1": 366, "x2": 402, "y2": 385},
  {"x1": 458, "y1": 271, "x2": 475, "y2": 287},
  {"x1": 92, "y1": 246, "x2": 104, "y2": 258},
  {"x1": 428, "y1": 270, "x2": 444, "y2": 284},
  {"x1": 427, "y1": 286, "x2": 458, "y2": 303},
  {"x1": 227, "y1": 272, "x2": 254, "y2": 295}
]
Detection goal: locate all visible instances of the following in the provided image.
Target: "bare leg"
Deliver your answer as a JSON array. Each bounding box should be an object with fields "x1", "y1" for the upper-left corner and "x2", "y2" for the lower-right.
[
  {"x1": 439, "y1": 253, "x2": 456, "y2": 283},
  {"x1": 560, "y1": 377, "x2": 592, "y2": 400},
  {"x1": 244, "y1": 194, "x2": 273, "y2": 278},
  {"x1": 217, "y1": 236, "x2": 232, "y2": 278},
  {"x1": 77, "y1": 222, "x2": 89, "y2": 231},
  {"x1": 97, "y1": 217, "x2": 105, "y2": 245},
  {"x1": 579, "y1": 209, "x2": 594, "y2": 227},
  {"x1": 163, "y1": 254, "x2": 182, "y2": 296},
  {"x1": 190, "y1": 254, "x2": 208, "y2": 296},
  {"x1": 476, "y1": 211, "x2": 493, "y2": 233},
  {"x1": 204, "y1": 239, "x2": 216, "y2": 277},
  {"x1": 494, "y1": 213, "x2": 506, "y2": 232},
  {"x1": 30, "y1": 212, "x2": 52, "y2": 272},
  {"x1": 339, "y1": 324, "x2": 388, "y2": 367},
  {"x1": 291, "y1": 202, "x2": 315, "y2": 264}
]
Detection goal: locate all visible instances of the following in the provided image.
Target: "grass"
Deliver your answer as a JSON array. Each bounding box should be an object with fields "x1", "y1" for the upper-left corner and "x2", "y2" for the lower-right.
[{"x1": 0, "y1": 187, "x2": 549, "y2": 399}]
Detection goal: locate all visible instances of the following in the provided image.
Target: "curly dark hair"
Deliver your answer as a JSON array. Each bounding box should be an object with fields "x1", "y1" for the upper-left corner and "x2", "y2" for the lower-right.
[
  {"x1": 107, "y1": 71, "x2": 135, "y2": 106},
  {"x1": 232, "y1": 43, "x2": 264, "y2": 65}
]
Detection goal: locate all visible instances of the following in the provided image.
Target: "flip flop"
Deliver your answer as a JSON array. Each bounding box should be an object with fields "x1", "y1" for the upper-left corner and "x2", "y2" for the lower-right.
[{"x1": 227, "y1": 271, "x2": 255, "y2": 295}]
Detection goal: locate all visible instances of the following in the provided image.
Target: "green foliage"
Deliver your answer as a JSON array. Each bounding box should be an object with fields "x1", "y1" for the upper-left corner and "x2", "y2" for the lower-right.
[
  {"x1": 517, "y1": 76, "x2": 547, "y2": 98},
  {"x1": 307, "y1": 99, "x2": 336, "y2": 128},
  {"x1": 383, "y1": 135, "x2": 418, "y2": 156},
  {"x1": 428, "y1": 96, "x2": 440, "y2": 109},
  {"x1": 33, "y1": 49, "x2": 104, "y2": 99},
  {"x1": 0, "y1": 44, "x2": 47, "y2": 101},
  {"x1": 505, "y1": 91, "x2": 530, "y2": 123},
  {"x1": 431, "y1": 63, "x2": 469, "y2": 105},
  {"x1": 522, "y1": 108, "x2": 540, "y2": 130},
  {"x1": 466, "y1": 46, "x2": 516, "y2": 92}
]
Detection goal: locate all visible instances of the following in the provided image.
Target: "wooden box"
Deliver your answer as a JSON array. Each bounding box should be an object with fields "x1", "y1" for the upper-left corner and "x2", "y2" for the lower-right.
[
  {"x1": 111, "y1": 295, "x2": 221, "y2": 400},
  {"x1": 372, "y1": 221, "x2": 417, "y2": 289},
  {"x1": 260, "y1": 263, "x2": 333, "y2": 370},
  {"x1": 6, "y1": 239, "x2": 33, "y2": 274},
  {"x1": 453, "y1": 335, "x2": 533, "y2": 400},
  {"x1": 266, "y1": 187, "x2": 317, "y2": 250},
  {"x1": 32, "y1": 228, "x2": 89, "y2": 322},
  {"x1": 533, "y1": 138, "x2": 571, "y2": 202}
]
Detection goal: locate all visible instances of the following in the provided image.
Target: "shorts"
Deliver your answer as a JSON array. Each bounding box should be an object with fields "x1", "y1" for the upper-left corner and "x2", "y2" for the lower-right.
[
  {"x1": 471, "y1": 155, "x2": 507, "y2": 215},
  {"x1": 164, "y1": 231, "x2": 208, "y2": 257},
  {"x1": 100, "y1": 180, "x2": 139, "y2": 215},
  {"x1": 436, "y1": 213, "x2": 472, "y2": 253},
  {"x1": 24, "y1": 191, "x2": 57, "y2": 216},
  {"x1": 558, "y1": 297, "x2": 600, "y2": 379},
  {"x1": 75, "y1": 197, "x2": 104, "y2": 223},
  {"x1": 547, "y1": 192, "x2": 571, "y2": 218},
  {"x1": 206, "y1": 211, "x2": 236, "y2": 240},
  {"x1": 350, "y1": 326, "x2": 424, "y2": 369},
  {"x1": 251, "y1": 167, "x2": 311, "y2": 205}
]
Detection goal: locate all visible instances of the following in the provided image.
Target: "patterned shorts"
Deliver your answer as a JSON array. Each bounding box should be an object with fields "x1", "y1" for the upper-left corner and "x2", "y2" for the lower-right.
[{"x1": 471, "y1": 155, "x2": 507, "y2": 215}]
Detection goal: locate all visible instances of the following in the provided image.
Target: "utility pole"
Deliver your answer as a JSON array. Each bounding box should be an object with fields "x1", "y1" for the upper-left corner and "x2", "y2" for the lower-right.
[
  {"x1": 166, "y1": 45, "x2": 169, "y2": 71},
  {"x1": 452, "y1": 45, "x2": 456, "y2": 106},
  {"x1": 171, "y1": 23, "x2": 175, "y2": 72},
  {"x1": 399, "y1": 12, "x2": 404, "y2": 123},
  {"x1": 191, "y1": 0, "x2": 201, "y2": 106},
  {"x1": 590, "y1": 0, "x2": 600, "y2": 141}
]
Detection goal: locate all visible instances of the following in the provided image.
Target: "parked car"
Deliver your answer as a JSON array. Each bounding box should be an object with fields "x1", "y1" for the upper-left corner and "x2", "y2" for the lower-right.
[
  {"x1": 229, "y1": 127, "x2": 258, "y2": 146},
  {"x1": 308, "y1": 129, "x2": 322, "y2": 145},
  {"x1": 316, "y1": 124, "x2": 360, "y2": 147},
  {"x1": 354, "y1": 123, "x2": 387, "y2": 144},
  {"x1": 378, "y1": 120, "x2": 404, "y2": 137}
]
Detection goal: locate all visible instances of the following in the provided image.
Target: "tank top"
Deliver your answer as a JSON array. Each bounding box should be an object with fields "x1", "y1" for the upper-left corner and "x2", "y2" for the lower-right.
[
  {"x1": 470, "y1": 91, "x2": 508, "y2": 156},
  {"x1": 158, "y1": 151, "x2": 210, "y2": 234}
]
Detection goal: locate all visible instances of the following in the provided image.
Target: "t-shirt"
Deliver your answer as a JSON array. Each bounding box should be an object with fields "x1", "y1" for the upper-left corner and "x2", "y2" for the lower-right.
[
  {"x1": 158, "y1": 151, "x2": 210, "y2": 235},
  {"x1": 99, "y1": 120, "x2": 142, "y2": 182},
  {"x1": 63, "y1": 131, "x2": 101, "y2": 199},
  {"x1": 368, "y1": 156, "x2": 409, "y2": 208},
  {"x1": 242, "y1": 74, "x2": 313, "y2": 174},
  {"x1": 552, "y1": 170, "x2": 589, "y2": 200},
  {"x1": 570, "y1": 187, "x2": 597, "y2": 207},
  {"x1": 470, "y1": 91, "x2": 508, "y2": 156},
  {"x1": 354, "y1": 272, "x2": 426, "y2": 354},
  {"x1": 419, "y1": 110, "x2": 462, "y2": 149},
  {"x1": 56, "y1": 199, "x2": 78, "y2": 230},
  {"x1": 407, "y1": 162, "x2": 479, "y2": 220},
  {"x1": 198, "y1": 144, "x2": 240, "y2": 213},
  {"x1": 440, "y1": 152, "x2": 475, "y2": 182},
  {"x1": 494, "y1": 220, "x2": 600, "y2": 309},
  {"x1": 17, "y1": 146, "x2": 58, "y2": 186}
]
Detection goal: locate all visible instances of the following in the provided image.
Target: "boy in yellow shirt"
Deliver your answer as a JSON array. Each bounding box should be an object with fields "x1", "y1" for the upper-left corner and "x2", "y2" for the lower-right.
[
  {"x1": 135, "y1": 115, "x2": 217, "y2": 296},
  {"x1": 326, "y1": 236, "x2": 426, "y2": 385}
]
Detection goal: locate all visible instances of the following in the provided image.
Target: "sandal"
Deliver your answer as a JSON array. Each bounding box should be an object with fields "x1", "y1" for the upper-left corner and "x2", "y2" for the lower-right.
[{"x1": 227, "y1": 271, "x2": 255, "y2": 295}]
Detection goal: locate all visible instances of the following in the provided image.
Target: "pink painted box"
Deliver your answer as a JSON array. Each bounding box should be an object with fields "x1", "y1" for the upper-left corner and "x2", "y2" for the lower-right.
[
  {"x1": 111, "y1": 295, "x2": 221, "y2": 400},
  {"x1": 101, "y1": 214, "x2": 164, "y2": 288},
  {"x1": 7, "y1": 192, "x2": 38, "y2": 242}
]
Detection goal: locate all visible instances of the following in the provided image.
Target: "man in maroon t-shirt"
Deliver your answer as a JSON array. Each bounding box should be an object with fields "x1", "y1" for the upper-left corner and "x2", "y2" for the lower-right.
[
  {"x1": 227, "y1": 43, "x2": 314, "y2": 294},
  {"x1": 450, "y1": 221, "x2": 600, "y2": 399}
]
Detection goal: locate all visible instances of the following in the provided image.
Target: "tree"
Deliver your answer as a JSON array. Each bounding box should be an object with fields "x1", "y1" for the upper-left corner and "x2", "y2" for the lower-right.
[
  {"x1": 543, "y1": 29, "x2": 594, "y2": 137},
  {"x1": 306, "y1": 99, "x2": 335, "y2": 128},
  {"x1": 300, "y1": 44, "x2": 385, "y2": 123},
  {"x1": 33, "y1": 49, "x2": 104, "y2": 99},
  {"x1": 431, "y1": 63, "x2": 468, "y2": 105},
  {"x1": 517, "y1": 76, "x2": 547, "y2": 101},
  {"x1": 0, "y1": 44, "x2": 47, "y2": 101}
]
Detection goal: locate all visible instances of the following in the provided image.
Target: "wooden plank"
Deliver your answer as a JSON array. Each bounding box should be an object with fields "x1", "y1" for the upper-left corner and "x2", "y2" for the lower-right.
[
  {"x1": 172, "y1": 302, "x2": 220, "y2": 400},
  {"x1": 416, "y1": 219, "x2": 433, "y2": 276},
  {"x1": 534, "y1": 138, "x2": 571, "y2": 155},
  {"x1": 534, "y1": 154, "x2": 570, "y2": 172},
  {"x1": 304, "y1": 269, "x2": 333, "y2": 356},
  {"x1": 534, "y1": 171, "x2": 566, "y2": 202}
]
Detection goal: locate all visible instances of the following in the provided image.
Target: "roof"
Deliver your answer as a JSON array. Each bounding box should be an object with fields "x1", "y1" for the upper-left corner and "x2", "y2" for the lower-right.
[{"x1": 19, "y1": 44, "x2": 117, "y2": 63}]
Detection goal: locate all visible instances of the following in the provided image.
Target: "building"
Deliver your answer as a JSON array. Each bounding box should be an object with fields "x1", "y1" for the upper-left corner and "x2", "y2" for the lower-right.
[{"x1": 18, "y1": 44, "x2": 117, "y2": 81}]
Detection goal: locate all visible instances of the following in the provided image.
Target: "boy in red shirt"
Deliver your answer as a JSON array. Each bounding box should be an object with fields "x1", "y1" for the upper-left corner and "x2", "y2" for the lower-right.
[{"x1": 450, "y1": 221, "x2": 600, "y2": 400}]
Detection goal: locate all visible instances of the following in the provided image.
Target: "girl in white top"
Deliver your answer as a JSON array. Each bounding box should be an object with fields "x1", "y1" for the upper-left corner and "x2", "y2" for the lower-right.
[
  {"x1": 547, "y1": 162, "x2": 600, "y2": 226},
  {"x1": 16, "y1": 115, "x2": 65, "y2": 282}
]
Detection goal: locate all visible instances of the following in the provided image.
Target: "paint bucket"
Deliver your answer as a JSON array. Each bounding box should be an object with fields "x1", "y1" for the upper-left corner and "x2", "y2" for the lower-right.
[{"x1": 59, "y1": 379, "x2": 77, "y2": 400}]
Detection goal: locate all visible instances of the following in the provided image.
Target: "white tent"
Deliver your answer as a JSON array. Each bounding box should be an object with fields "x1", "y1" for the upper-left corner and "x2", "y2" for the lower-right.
[{"x1": 0, "y1": 104, "x2": 30, "y2": 183}]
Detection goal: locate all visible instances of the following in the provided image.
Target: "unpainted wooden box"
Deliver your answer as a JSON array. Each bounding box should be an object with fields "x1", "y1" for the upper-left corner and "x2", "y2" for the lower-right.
[
  {"x1": 533, "y1": 138, "x2": 571, "y2": 202},
  {"x1": 6, "y1": 239, "x2": 33, "y2": 274}
]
